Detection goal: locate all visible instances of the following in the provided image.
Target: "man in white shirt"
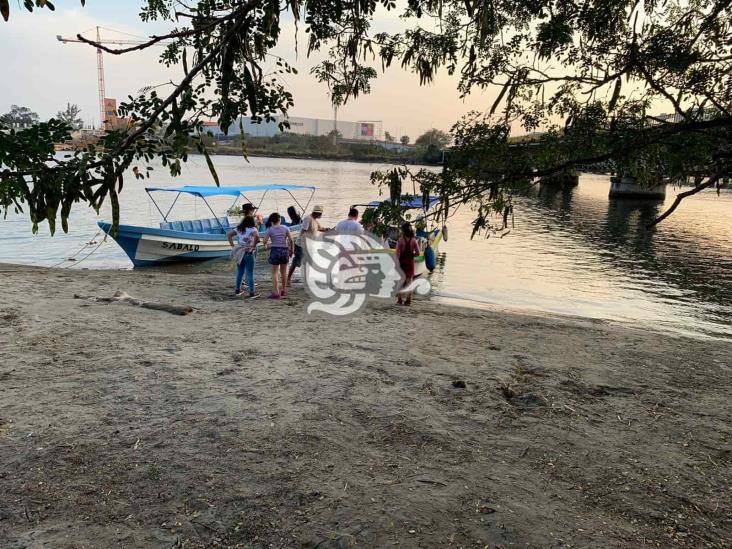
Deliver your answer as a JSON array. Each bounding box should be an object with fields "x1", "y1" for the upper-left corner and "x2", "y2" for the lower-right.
[
  {"x1": 288, "y1": 205, "x2": 327, "y2": 286},
  {"x1": 300, "y1": 205, "x2": 325, "y2": 240},
  {"x1": 335, "y1": 207, "x2": 364, "y2": 234}
]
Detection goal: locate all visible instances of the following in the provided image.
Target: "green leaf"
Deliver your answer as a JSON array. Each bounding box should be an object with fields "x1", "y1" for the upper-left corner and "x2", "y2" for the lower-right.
[
  {"x1": 238, "y1": 118, "x2": 249, "y2": 161},
  {"x1": 1, "y1": 0, "x2": 10, "y2": 21},
  {"x1": 609, "y1": 79, "x2": 622, "y2": 112},
  {"x1": 490, "y1": 78, "x2": 511, "y2": 116},
  {"x1": 242, "y1": 66, "x2": 259, "y2": 117},
  {"x1": 199, "y1": 140, "x2": 220, "y2": 187},
  {"x1": 110, "y1": 188, "x2": 120, "y2": 237}
]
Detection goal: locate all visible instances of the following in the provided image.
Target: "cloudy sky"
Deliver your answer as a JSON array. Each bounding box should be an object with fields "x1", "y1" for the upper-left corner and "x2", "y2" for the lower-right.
[{"x1": 0, "y1": 0, "x2": 497, "y2": 140}]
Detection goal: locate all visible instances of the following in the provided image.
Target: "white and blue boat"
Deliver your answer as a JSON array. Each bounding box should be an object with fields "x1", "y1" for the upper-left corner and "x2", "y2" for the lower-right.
[{"x1": 98, "y1": 184, "x2": 316, "y2": 267}]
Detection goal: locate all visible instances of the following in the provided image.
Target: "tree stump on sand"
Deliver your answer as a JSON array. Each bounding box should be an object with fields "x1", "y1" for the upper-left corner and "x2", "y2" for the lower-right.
[{"x1": 74, "y1": 291, "x2": 193, "y2": 316}]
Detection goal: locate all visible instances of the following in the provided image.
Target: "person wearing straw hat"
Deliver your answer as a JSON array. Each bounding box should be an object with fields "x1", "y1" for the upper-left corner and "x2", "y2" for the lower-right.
[
  {"x1": 241, "y1": 202, "x2": 264, "y2": 229},
  {"x1": 288, "y1": 204, "x2": 327, "y2": 287}
]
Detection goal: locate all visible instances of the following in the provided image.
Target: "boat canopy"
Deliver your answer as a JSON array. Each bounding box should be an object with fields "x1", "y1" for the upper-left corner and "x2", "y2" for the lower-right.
[
  {"x1": 145, "y1": 183, "x2": 317, "y2": 224},
  {"x1": 366, "y1": 195, "x2": 440, "y2": 210},
  {"x1": 145, "y1": 184, "x2": 317, "y2": 198}
]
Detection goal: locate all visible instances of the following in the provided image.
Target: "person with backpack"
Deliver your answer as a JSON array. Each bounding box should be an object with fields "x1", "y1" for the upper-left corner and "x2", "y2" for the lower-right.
[
  {"x1": 227, "y1": 216, "x2": 260, "y2": 298},
  {"x1": 288, "y1": 205, "x2": 327, "y2": 287},
  {"x1": 396, "y1": 221, "x2": 420, "y2": 306}
]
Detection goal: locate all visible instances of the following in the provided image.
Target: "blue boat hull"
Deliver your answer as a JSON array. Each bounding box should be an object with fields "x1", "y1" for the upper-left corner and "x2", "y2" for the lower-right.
[{"x1": 98, "y1": 221, "x2": 301, "y2": 267}]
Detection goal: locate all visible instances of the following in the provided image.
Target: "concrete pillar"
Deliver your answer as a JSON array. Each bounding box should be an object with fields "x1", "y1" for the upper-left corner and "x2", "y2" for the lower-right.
[{"x1": 609, "y1": 176, "x2": 666, "y2": 199}]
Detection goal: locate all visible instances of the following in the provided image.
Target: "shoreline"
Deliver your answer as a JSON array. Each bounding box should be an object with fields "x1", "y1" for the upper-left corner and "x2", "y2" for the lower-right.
[
  {"x1": 210, "y1": 147, "x2": 437, "y2": 166},
  {"x1": 2, "y1": 261, "x2": 726, "y2": 343},
  {"x1": 1, "y1": 264, "x2": 730, "y2": 547}
]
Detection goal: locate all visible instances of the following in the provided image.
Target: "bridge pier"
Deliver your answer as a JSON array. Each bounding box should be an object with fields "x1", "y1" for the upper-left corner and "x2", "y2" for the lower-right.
[{"x1": 609, "y1": 176, "x2": 666, "y2": 200}]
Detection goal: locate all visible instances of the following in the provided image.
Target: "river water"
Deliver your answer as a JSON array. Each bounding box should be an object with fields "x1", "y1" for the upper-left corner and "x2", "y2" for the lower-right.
[{"x1": 1, "y1": 155, "x2": 730, "y2": 339}]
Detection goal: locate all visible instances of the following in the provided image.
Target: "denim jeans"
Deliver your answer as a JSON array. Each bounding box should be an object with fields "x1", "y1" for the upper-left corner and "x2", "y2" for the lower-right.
[{"x1": 235, "y1": 252, "x2": 255, "y2": 294}]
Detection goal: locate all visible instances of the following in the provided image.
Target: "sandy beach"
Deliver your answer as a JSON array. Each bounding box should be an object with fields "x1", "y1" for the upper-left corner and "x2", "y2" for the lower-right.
[{"x1": 0, "y1": 263, "x2": 730, "y2": 547}]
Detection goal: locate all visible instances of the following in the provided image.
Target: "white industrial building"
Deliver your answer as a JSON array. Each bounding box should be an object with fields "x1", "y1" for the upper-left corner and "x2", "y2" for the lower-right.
[
  {"x1": 284, "y1": 116, "x2": 382, "y2": 141},
  {"x1": 207, "y1": 115, "x2": 383, "y2": 141}
]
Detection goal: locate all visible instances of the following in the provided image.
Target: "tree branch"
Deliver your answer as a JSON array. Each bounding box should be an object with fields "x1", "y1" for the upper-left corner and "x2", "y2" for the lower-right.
[
  {"x1": 646, "y1": 175, "x2": 721, "y2": 227},
  {"x1": 74, "y1": 9, "x2": 242, "y2": 55},
  {"x1": 75, "y1": 32, "x2": 180, "y2": 54}
]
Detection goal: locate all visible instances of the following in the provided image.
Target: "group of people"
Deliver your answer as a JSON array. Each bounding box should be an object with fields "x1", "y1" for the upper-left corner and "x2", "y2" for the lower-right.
[{"x1": 227, "y1": 203, "x2": 420, "y2": 305}]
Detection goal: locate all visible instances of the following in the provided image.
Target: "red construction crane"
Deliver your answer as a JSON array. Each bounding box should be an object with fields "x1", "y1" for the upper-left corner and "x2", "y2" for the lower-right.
[{"x1": 57, "y1": 27, "x2": 171, "y2": 129}]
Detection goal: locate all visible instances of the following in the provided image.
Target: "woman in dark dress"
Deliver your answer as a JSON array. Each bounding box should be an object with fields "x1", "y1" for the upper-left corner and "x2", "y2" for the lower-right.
[{"x1": 396, "y1": 222, "x2": 419, "y2": 306}]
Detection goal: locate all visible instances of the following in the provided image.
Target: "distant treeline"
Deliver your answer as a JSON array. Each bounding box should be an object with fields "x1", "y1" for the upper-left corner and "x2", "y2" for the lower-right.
[{"x1": 205, "y1": 132, "x2": 446, "y2": 165}]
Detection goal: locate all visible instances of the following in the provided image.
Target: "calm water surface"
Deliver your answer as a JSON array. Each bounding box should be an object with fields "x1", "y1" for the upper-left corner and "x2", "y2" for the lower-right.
[{"x1": 1, "y1": 155, "x2": 730, "y2": 339}]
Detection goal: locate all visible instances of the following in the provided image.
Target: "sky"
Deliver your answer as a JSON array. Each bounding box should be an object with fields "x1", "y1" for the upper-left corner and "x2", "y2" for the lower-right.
[{"x1": 0, "y1": 0, "x2": 498, "y2": 140}]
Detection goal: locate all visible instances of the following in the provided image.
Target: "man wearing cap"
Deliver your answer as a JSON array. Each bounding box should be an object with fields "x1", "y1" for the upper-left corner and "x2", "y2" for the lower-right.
[{"x1": 288, "y1": 205, "x2": 327, "y2": 286}]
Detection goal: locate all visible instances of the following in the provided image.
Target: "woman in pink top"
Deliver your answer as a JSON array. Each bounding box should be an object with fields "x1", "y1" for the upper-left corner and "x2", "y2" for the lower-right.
[{"x1": 262, "y1": 212, "x2": 294, "y2": 299}]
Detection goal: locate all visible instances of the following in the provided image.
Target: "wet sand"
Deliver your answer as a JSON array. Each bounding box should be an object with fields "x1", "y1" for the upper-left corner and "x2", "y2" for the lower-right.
[{"x1": 0, "y1": 263, "x2": 730, "y2": 547}]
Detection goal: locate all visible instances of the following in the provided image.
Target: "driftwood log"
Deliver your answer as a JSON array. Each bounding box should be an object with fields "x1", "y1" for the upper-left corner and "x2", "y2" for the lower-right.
[{"x1": 74, "y1": 291, "x2": 193, "y2": 316}]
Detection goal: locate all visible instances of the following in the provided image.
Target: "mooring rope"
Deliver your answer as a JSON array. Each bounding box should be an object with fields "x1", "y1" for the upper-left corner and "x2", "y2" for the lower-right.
[
  {"x1": 66, "y1": 234, "x2": 109, "y2": 269},
  {"x1": 47, "y1": 230, "x2": 105, "y2": 269}
]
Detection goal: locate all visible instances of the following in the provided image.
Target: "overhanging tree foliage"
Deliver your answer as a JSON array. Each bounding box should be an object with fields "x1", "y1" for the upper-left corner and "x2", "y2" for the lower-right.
[
  {"x1": 362, "y1": 0, "x2": 732, "y2": 233},
  {"x1": 1, "y1": 0, "x2": 730, "y2": 235}
]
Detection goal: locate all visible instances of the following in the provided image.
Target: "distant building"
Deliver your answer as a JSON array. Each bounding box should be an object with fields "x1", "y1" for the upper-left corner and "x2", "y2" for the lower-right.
[
  {"x1": 201, "y1": 120, "x2": 225, "y2": 137},
  {"x1": 102, "y1": 98, "x2": 130, "y2": 131},
  {"x1": 380, "y1": 142, "x2": 414, "y2": 153},
  {"x1": 102, "y1": 98, "x2": 118, "y2": 129},
  {"x1": 282, "y1": 116, "x2": 382, "y2": 140},
  {"x1": 203, "y1": 115, "x2": 383, "y2": 140}
]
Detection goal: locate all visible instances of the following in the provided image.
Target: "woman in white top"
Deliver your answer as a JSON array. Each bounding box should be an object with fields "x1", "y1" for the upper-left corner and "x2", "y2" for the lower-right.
[{"x1": 227, "y1": 216, "x2": 260, "y2": 297}]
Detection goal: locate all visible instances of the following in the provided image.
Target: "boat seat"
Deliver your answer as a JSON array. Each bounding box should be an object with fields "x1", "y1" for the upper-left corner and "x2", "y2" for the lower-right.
[
  {"x1": 160, "y1": 217, "x2": 228, "y2": 233},
  {"x1": 208, "y1": 217, "x2": 226, "y2": 233}
]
